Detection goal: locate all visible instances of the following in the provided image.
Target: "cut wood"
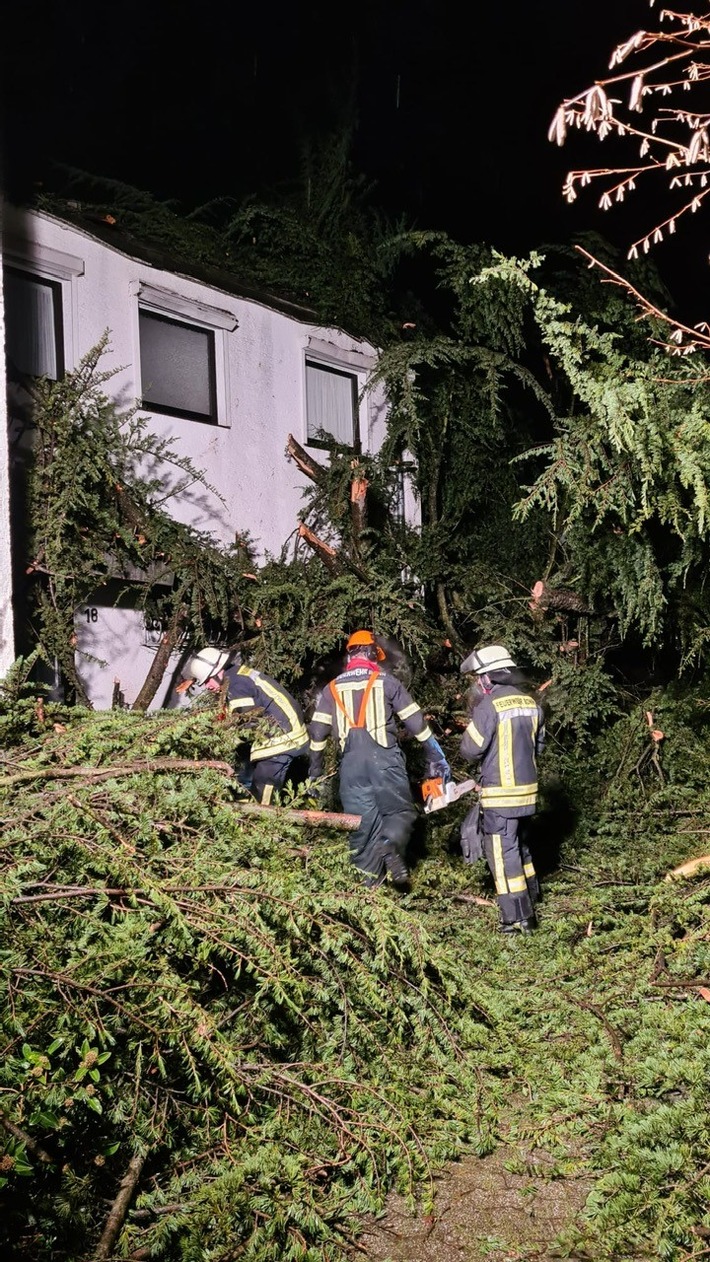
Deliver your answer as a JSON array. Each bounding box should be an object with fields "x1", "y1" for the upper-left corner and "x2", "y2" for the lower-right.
[
  {"x1": 529, "y1": 580, "x2": 593, "y2": 616},
  {"x1": 232, "y1": 802, "x2": 361, "y2": 830},
  {"x1": 451, "y1": 893, "x2": 496, "y2": 907},
  {"x1": 665, "y1": 854, "x2": 710, "y2": 882}
]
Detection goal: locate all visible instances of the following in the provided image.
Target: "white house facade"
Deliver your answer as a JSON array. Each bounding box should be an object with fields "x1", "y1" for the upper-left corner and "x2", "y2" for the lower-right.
[{"x1": 1, "y1": 204, "x2": 409, "y2": 709}]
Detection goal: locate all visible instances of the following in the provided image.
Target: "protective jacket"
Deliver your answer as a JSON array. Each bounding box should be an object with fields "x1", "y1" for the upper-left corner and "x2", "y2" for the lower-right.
[
  {"x1": 309, "y1": 660, "x2": 434, "y2": 881},
  {"x1": 460, "y1": 680, "x2": 544, "y2": 928},
  {"x1": 223, "y1": 664, "x2": 309, "y2": 762},
  {"x1": 460, "y1": 683, "x2": 545, "y2": 815},
  {"x1": 309, "y1": 663, "x2": 434, "y2": 774}
]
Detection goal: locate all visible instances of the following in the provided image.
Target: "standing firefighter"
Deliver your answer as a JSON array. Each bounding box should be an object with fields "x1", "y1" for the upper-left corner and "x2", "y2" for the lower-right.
[
  {"x1": 180, "y1": 647, "x2": 309, "y2": 805},
  {"x1": 459, "y1": 645, "x2": 545, "y2": 934},
  {"x1": 309, "y1": 630, "x2": 450, "y2": 887}
]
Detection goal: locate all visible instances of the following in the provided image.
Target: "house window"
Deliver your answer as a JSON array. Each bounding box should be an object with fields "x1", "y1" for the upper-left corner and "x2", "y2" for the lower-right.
[
  {"x1": 3, "y1": 267, "x2": 64, "y2": 380},
  {"x1": 139, "y1": 309, "x2": 217, "y2": 424},
  {"x1": 305, "y1": 359, "x2": 360, "y2": 450}
]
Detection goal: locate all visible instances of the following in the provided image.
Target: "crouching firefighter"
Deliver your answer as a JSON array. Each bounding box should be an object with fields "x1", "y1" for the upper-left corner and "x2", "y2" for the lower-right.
[
  {"x1": 459, "y1": 645, "x2": 545, "y2": 934},
  {"x1": 180, "y1": 647, "x2": 309, "y2": 804},
  {"x1": 309, "y1": 630, "x2": 450, "y2": 887}
]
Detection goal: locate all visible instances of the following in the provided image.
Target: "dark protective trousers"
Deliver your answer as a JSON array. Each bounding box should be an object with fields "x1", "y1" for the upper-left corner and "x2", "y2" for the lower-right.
[
  {"x1": 481, "y1": 809, "x2": 539, "y2": 925},
  {"x1": 237, "y1": 752, "x2": 308, "y2": 805},
  {"x1": 338, "y1": 728, "x2": 417, "y2": 878}
]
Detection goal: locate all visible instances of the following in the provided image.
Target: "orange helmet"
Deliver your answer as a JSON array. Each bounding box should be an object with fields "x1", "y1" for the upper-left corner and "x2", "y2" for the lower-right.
[{"x1": 346, "y1": 629, "x2": 386, "y2": 661}]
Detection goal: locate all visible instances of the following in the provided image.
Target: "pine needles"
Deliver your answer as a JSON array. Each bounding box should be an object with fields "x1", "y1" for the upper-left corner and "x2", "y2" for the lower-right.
[{"x1": 0, "y1": 704, "x2": 495, "y2": 1261}]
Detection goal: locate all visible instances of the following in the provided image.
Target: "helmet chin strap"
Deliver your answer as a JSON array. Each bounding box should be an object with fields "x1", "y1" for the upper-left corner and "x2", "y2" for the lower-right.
[{"x1": 477, "y1": 673, "x2": 494, "y2": 694}]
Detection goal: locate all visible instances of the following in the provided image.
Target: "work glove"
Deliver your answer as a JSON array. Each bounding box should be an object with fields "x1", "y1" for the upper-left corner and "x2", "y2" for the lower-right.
[
  {"x1": 305, "y1": 777, "x2": 329, "y2": 810},
  {"x1": 460, "y1": 804, "x2": 485, "y2": 865},
  {"x1": 425, "y1": 736, "x2": 451, "y2": 782}
]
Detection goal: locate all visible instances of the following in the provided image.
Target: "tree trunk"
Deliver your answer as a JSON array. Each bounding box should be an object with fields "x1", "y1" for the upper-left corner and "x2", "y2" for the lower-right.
[
  {"x1": 435, "y1": 580, "x2": 459, "y2": 647},
  {"x1": 349, "y1": 462, "x2": 368, "y2": 557},
  {"x1": 132, "y1": 603, "x2": 188, "y2": 712},
  {"x1": 426, "y1": 411, "x2": 459, "y2": 644},
  {"x1": 529, "y1": 580, "x2": 593, "y2": 615}
]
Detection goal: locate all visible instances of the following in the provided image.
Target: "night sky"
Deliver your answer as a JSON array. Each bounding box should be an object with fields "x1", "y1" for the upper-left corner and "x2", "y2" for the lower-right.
[{"x1": 2, "y1": 0, "x2": 701, "y2": 297}]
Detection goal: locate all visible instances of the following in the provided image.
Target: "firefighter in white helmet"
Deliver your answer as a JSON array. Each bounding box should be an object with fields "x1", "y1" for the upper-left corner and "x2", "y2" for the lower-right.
[
  {"x1": 180, "y1": 647, "x2": 309, "y2": 805},
  {"x1": 459, "y1": 645, "x2": 545, "y2": 933}
]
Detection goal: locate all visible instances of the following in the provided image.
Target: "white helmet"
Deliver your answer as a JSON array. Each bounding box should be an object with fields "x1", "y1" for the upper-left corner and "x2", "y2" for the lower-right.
[
  {"x1": 460, "y1": 644, "x2": 516, "y2": 676},
  {"x1": 182, "y1": 646, "x2": 230, "y2": 687}
]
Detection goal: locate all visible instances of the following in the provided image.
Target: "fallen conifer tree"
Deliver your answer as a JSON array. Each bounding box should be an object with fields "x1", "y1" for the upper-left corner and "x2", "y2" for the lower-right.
[{"x1": 0, "y1": 698, "x2": 497, "y2": 1261}]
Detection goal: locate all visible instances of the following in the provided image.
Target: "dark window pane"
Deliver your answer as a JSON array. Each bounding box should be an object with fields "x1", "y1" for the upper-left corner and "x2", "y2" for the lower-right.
[
  {"x1": 4, "y1": 269, "x2": 62, "y2": 379},
  {"x1": 139, "y1": 310, "x2": 216, "y2": 422}
]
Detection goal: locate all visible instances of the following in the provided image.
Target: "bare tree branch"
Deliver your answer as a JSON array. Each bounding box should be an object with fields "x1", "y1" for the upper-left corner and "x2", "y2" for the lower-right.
[
  {"x1": 93, "y1": 1153, "x2": 145, "y2": 1260},
  {"x1": 550, "y1": 4, "x2": 710, "y2": 263}
]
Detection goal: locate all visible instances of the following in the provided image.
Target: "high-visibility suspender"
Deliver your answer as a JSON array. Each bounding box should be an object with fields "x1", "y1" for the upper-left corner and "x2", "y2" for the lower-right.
[{"x1": 329, "y1": 671, "x2": 378, "y2": 732}]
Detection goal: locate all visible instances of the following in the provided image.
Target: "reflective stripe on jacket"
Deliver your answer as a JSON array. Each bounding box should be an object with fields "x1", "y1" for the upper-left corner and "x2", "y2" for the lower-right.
[
  {"x1": 460, "y1": 685, "x2": 545, "y2": 815},
  {"x1": 309, "y1": 665, "x2": 433, "y2": 777},
  {"x1": 224, "y1": 665, "x2": 308, "y2": 761}
]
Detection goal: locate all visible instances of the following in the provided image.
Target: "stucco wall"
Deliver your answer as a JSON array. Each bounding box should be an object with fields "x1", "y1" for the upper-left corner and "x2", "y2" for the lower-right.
[{"x1": 3, "y1": 207, "x2": 404, "y2": 709}]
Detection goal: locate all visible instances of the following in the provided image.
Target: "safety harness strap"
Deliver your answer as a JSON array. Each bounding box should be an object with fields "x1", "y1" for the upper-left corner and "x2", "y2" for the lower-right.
[{"x1": 329, "y1": 671, "x2": 378, "y2": 731}]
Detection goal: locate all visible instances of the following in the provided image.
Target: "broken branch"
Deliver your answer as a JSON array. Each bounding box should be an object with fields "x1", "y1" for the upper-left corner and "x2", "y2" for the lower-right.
[{"x1": 285, "y1": 434, "x2": 324, "y2": 483}]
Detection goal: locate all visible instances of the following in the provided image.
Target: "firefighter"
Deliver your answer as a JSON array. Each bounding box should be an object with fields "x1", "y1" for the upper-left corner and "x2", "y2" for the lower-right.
[
  {"x1": 180, "y1": 647, "x2": 309, "y2": 805},
  {"x1": 459, "y1": 645, "x2": 545, "y2": 933},
  {"x1": 309, "y1": 630, "x2": 450, "y2": 886}
]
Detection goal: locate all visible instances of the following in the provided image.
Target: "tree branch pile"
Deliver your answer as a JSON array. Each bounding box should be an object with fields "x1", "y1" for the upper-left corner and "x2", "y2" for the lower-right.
[{"x1": 0, "y1": 703, "x2": 495, "y2": 1261}]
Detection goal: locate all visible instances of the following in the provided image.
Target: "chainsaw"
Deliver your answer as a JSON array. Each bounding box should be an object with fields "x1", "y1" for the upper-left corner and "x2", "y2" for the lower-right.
[{"x1": 421, "y1": 776, "x2": 479, "y2": 814}]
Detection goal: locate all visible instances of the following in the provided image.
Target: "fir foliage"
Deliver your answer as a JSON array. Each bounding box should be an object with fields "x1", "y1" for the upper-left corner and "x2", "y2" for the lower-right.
[
  {"x1": 5, "y1": 668, "x2": 710, "y2": 1259},
  {"x1": 10, "y1": 173, "x2": 710, "y2": 1262},
  {"x1": 476, "y1": 251, "x2": 710, "y2": 652},
  {"x1": 14, "y1": 337, "x2": 256, "y2": 704},
  {"x1": 39, "y1": 137, "x2": 402, "y2": 342},
  {"x1": 0, "y1": 703, "x2": 496, "y2": 1261}
]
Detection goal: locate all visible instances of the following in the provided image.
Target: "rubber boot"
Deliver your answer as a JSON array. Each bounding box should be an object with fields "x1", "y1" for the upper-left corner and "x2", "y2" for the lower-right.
[
  {"x1": 383, "y1": 843, "x2": 409, "y2": 886},
  {"x1": 500, "y1": 915, "x2": 537, "y2": 935}
]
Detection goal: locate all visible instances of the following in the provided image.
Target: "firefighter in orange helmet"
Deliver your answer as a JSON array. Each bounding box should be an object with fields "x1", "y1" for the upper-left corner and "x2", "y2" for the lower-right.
[{"x1": 308, "y1": 630, "x2": 450, "y2": 886}]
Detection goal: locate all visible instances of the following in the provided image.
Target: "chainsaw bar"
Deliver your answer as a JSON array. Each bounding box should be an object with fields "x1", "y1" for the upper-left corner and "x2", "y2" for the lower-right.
[{"x1": 423, "y1": 778, "x2": 479, "y2": 814}]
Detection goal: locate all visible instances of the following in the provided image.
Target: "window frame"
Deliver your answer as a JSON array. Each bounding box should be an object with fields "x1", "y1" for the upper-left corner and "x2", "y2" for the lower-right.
[
  {"x1": 131, "y1": 280, "x2": 237, "y2": 429},
  {"x1": 304, "y1": 357, "x2": 361, "y2": 453},
  {"x1": 3, "y1": 265, "x2": 66, "y2": 382},
  {"x1": 138, "y1": 306, "x2": 219, "y2": 426}
]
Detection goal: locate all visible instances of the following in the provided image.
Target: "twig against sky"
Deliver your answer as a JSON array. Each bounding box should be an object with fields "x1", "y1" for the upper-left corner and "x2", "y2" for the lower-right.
[{"x1": 549, "y1": 2, "x2": 710, "y2": 261}]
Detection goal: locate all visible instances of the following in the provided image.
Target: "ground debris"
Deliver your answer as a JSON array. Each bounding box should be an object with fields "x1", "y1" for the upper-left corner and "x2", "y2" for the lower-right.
[{"x1": 356, "y1": 1145, "x2": 592, "y2": 1262}]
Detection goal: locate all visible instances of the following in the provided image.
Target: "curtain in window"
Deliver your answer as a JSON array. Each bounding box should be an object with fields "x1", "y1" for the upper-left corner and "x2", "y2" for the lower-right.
[
  {"x1": 306, "y1": 362, "x2": 355, "y2": 445},
  {"x1": 4, "y1": 272, "x2": 58, "y2": 379},
  {"x1": 140, "y1": 312, "x2": 214, "y2": 419}
]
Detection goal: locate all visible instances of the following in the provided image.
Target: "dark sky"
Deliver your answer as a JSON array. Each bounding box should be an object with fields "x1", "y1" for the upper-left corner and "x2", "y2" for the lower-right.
[{"x1": 2, "y1": 0, "x2": 697, "y2": 280}]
